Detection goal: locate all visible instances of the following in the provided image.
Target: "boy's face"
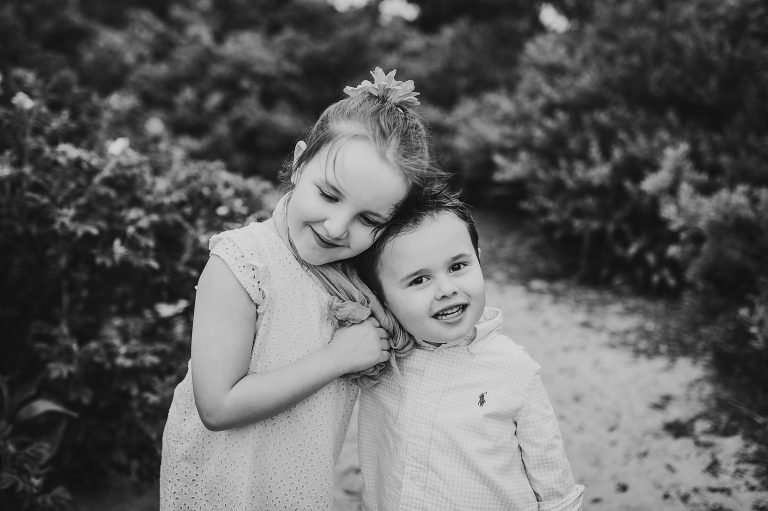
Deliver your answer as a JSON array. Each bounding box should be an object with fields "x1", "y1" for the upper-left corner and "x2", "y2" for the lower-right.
[{"x1": 378, "y1": 211, "x2": 486, "y2": 345}]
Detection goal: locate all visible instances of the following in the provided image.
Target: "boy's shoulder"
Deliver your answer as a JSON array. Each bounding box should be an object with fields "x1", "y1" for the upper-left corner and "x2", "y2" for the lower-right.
[
  {"x1": 486, "y1": 332, "x2": 540, "y2": 370},
  {"x1": 474, "y1": 308, "x2": 541, "y2": 374}
]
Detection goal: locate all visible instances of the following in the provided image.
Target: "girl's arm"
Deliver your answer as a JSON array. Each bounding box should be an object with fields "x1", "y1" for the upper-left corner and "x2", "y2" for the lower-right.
[
  {"x1": 516, "y1": 370, "x2": 585, "y2": 511},
  {"x1": 191, "y1": 255, "x2": 389, "y2": 431}
]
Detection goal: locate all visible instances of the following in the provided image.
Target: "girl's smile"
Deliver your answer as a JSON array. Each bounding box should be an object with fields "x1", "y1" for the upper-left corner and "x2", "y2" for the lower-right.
[
  {"x1": 285, "y1": 139, "x2": 408, "y2": 265},
  {"x1": 309, "y1": 225, "x2": 347, "y2": 249}
]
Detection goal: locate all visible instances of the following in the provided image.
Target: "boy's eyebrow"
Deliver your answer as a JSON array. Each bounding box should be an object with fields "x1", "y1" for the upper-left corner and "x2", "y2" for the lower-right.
[{"x1": 397, "y1": 253, "x2": 473, "y2": 284}]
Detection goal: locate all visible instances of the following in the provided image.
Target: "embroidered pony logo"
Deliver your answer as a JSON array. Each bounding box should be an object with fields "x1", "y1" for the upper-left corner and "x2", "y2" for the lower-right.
[{"x1": 478, "y1": 392, "x2": 487, "y2": 407}]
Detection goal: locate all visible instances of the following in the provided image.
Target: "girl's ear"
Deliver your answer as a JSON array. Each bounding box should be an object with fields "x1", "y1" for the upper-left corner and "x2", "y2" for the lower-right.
[{"x1": 291, "y1": 141, "x2": 307, "y2": 184}]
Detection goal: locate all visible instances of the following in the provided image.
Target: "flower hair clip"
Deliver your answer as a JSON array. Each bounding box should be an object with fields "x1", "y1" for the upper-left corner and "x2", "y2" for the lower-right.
[{"x1": 343, "y1": 67, "x2": 420, "y2": 107}]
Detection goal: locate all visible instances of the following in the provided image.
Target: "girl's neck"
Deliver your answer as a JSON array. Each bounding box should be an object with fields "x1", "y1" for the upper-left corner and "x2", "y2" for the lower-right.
[{"x1": 274, "y1": 193, "x2": 314, "y2": 272}]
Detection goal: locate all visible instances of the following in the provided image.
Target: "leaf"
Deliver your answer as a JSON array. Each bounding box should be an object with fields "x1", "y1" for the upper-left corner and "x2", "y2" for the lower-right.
[
  {"x1": 9, "y1": 373, "x2": 45, "y2": 411},
  {"x1": 15, "y1": 399, "x2": 78, "y2": 422},
  {"x1": 0, "y1": 472, "x2": 23, "y2": 490}
]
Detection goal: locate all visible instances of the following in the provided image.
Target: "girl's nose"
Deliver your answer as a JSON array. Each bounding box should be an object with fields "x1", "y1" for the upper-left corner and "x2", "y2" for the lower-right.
[
  {"x1": 435, "y1": 276, "x2": 458, "y2": 299},
  {"x1": 323, "y1": 215, "x2": 349, "y2": 240}
]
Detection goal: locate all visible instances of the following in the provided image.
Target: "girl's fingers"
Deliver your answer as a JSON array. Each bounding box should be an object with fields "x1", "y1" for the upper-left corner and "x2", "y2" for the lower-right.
[
  {"x1": 380, "y1": 338, "x2": 390, "y2": 351},
  {"x1": 367, "y1": 317, "x2": 381, "y2": 328},
  {"x1": 376, "y1": 327, "x2": 388, "y2": 339}
]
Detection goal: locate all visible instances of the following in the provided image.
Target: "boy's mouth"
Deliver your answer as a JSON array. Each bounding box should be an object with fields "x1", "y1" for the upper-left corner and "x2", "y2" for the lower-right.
[{"x1": 432, "y1": 304, "x2": 468, "y2": 321}]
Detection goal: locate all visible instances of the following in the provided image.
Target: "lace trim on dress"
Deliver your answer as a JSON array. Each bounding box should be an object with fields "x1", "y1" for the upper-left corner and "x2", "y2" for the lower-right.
[{"x1": 209, "y1": 229, "x2": 267, "y2": 308}]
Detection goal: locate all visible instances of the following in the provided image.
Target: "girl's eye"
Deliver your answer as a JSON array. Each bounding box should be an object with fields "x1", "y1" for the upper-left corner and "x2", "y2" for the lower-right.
[
  {"x1": 359, "y1": 215, "x2": 380, "y2": 228},
  {"x1": 449, "y1": 262, "x2": 467, "y2": 272},
  {"x1": 318, "y1": 188, "x2": 338, "y2": 202},
  {"x1": 408, "y1": 276, "x2": 426, "y2": 287}
]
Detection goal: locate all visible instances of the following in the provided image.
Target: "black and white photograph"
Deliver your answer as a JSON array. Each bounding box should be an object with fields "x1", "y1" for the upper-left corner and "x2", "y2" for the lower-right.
[{"x1": 1, "y1": 1, "x2": 767, "y2": 510}]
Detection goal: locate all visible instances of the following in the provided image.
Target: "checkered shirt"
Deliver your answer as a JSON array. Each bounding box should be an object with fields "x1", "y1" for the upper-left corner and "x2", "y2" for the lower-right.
[{"x1": 358, "y1": 307, "x2": 585, "y2": 511}]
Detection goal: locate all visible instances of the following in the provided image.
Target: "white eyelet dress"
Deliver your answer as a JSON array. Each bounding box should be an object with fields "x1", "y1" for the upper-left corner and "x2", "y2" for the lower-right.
[{"x1": 159, "y1": 217, "x2": 358, "y2": 510}]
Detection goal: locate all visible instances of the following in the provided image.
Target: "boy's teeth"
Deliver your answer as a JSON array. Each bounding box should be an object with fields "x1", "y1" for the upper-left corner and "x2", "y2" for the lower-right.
[{"x1": 435, "y1": 305, "x2": 464, "y2": 319}]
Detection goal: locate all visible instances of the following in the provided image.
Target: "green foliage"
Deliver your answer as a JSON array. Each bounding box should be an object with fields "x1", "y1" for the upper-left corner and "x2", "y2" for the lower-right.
[
  {"x1": 663, "y1": 182, "x2": 768, "y2": 390},
  {"x1": 439, "y1": 0, "x2": 768, "y2": 438},
  {"x1": 0, "y1": 68, "x2": 274, "y2": 494},
  {"x1": 2, "y1": 0, "x2": 768, "y2": 499},
  {"x1": 450, "y1": 0, "x2": 768, "y2": 292},
  {"x1": 0, "y1": 373, "x2": 76, "y2": 511},
  {"x1": 378, "y1": 14, "x2": 539, "y2": 108}
]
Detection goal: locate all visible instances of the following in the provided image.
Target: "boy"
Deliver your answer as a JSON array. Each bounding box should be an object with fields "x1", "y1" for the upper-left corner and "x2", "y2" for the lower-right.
[{"x1": 354, "y1": 191, "x2": 585, "y2": 511}]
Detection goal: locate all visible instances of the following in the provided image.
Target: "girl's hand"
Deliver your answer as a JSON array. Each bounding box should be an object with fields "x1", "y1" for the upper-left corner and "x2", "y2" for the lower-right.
[{"x1": 327, "y1": 317, "x2": 391, "y2": 374}]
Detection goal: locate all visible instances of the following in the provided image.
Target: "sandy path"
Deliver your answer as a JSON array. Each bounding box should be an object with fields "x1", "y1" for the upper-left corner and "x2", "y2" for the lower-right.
[{"x1": 333, "y1": 278, "x2": 767, "y2": 511}]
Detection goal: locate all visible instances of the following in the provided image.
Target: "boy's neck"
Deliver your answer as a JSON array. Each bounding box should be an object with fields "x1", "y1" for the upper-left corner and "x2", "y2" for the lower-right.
[{"x1": 415, "y1": 326, "x2": 477, "y2": 350}]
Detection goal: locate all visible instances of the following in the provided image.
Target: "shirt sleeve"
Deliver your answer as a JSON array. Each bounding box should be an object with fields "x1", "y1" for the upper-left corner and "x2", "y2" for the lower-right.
[
  {"x1": 516, "y1": 368, "x2": 585, "y2": 511},
  {"x1": 208, "y1": 229, "x2": 267, "y2": 307}
]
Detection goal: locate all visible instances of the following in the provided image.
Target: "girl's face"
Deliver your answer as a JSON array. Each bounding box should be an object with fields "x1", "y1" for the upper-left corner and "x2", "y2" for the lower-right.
[
  {"x1": 287, "y1": 139, "x2": 408, "y2": 266},
  {"x1": 377, "y1": 212, "x2": 486, "y2": 344}
]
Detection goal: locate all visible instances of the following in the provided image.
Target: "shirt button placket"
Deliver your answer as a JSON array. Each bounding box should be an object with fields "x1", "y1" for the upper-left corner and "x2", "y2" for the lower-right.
[{"x1": 400, "y1": 349, "x2": 447, "y2": 511}]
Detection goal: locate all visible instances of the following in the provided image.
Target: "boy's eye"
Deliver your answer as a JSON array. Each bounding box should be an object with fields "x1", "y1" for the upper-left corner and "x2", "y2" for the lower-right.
[
  {"x1": 408, "y1": 276, "x2": 426, "y2": 287},
  {"x1": 449, "y1": 262, "x2": 467, "y2": 272},
  {"x1": 318, "y1": 188, "x2": 338, "y2": 202}
]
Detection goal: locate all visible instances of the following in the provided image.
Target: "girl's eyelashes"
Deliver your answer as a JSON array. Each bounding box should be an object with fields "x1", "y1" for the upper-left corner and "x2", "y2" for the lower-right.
[
  {"x1": 359, "y1": 215, "x2": 382, "y2": 228},
  {"x1": 317, "y1": 185, "x2": 382, "y2": 228},
  {"x1": 317, "y1": 187, "x2": 338, "y2": 202}
]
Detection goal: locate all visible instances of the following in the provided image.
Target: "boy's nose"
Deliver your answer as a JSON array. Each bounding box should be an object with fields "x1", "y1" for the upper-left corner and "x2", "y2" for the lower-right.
[{"x1": 435, "y1": 277, "x2": 458, "y2": 299}]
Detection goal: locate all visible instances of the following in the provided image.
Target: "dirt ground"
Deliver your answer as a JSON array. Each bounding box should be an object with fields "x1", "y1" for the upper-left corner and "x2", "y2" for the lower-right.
[{"x1": 333, "y1": 276, "x2": 768, "y2": 511}]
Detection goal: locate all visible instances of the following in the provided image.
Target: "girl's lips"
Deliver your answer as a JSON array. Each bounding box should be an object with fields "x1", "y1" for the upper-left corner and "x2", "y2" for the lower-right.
[{"x1": 310, "y1": 227, "x2": 344, "y2": 249}]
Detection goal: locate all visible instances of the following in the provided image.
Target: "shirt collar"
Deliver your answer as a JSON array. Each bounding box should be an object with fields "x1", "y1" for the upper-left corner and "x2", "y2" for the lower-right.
[{"x1": 414, "y1": 307, "x2": 503, "y2": 353}]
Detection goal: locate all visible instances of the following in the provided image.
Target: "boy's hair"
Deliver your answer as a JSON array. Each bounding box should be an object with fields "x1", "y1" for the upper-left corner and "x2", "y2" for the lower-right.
[
  {"x1": 279, "y1": 77, "x2": 443, "y2": 191},
  {"x1": 355, "y1": 187, "x2": 480, "y2": 299}
]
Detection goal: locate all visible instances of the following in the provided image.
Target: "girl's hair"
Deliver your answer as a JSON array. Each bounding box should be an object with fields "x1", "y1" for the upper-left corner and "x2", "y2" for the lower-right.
[
  {"x1": 279, "y1": 77, "x2": 441, "y2": 192},
  {"x1": 279, "y1": 69, "x2": 449, "y2": 386},
  {"x1": 355, "y1": 187, "x2": 480, "y2": 300}
]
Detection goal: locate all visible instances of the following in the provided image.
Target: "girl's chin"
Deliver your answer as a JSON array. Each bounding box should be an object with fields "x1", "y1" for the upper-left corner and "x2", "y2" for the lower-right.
[{"x1": 296, "y1": 246, "x2": 353, "y2": 266}]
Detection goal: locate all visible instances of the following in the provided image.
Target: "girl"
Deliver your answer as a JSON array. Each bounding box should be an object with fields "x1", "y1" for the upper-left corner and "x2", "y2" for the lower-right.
[
  {"x1": 159, "y1": 68, "x2": 442, "y2": 511},
  {"x1": 353, "y1": 190, "x2": 585, "y2": 511}
]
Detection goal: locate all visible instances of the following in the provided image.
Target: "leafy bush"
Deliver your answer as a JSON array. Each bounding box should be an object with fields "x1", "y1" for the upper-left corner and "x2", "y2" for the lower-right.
[
  {"x1": 658, "y1": 180, "x2": 768, "y2": 391},
  {"x1": 439, "y1": 1, "x2": 768, "y2": 447},
  {"x1": 0, "y1": 69, "x2": 275, "y2": 498},
  {"x1": 448, "y1": 0, "x2": 768, "y2": 293},
  {"x1": 0, "y1": 374, "x2": 76, "y2": 511}
]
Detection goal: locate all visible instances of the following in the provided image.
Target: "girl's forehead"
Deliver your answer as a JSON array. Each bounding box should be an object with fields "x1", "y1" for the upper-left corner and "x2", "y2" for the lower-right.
[{"x1": 320, "y1": 139, "x2": 408, "y2": 216}]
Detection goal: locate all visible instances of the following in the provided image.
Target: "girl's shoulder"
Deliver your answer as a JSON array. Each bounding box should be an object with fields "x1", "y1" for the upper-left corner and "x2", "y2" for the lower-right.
[
  {"x1": 210, "y1": 218, "x2": 277, "y2": 250},
  {"x1": 208, "y1": 220, "x2": 281, "y2": 306}
]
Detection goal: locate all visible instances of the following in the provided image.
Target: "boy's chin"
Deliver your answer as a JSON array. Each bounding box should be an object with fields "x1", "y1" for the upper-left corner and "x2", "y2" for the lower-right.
[{"x1": 421, "y1": 327, "x2": 477, "y2": 346}]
